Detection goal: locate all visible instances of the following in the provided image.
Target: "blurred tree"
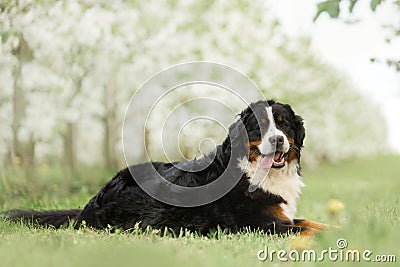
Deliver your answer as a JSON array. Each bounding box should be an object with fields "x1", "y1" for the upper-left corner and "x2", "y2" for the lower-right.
[
  {"x1": 314, "y1": 0, "x2": 400, "y2": 71},
  {"x1": 1, "y1": 1, "x2": 36, "y2": 180},
  {"x1": 0, "y1": 0, "x2": 388, "y2": 171},
  {"x1": 103, "y1": 80, "x2": 119, "y2": 169}
]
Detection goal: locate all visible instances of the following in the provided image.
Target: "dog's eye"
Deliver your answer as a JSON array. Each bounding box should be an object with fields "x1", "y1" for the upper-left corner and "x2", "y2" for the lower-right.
[{"x1": 277, "y1": 118, "x2": 289, "y2": 128}]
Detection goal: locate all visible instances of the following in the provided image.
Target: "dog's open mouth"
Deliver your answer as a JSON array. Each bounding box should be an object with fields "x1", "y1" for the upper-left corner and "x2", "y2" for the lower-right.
[
  {"x1": 260, "y1": 151, "x2": 287, "y2": 169},
  {"x1": 272, "y1": 151, "x2": 286, "y2": 168}
]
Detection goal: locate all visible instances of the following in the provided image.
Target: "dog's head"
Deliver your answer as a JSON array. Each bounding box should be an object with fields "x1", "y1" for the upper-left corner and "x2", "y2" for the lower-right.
[
  {"x1": 229, "y1": 100, "x2": 305, "y2": 167},
  {"x1": 227, "y1": 100, "x2": 305, "y2": 191}
]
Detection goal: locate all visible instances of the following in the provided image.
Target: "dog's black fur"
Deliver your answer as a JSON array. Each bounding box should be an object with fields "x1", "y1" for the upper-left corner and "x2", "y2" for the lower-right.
[{"x1": 2, "y1": 100, "x2": 327, "y2": 236}]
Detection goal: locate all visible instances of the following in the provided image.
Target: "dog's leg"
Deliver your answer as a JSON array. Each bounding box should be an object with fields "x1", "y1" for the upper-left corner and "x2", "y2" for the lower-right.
[
  {"x1": 265, "y1": 221, "x2": 318, "y2": 237},
  {"x1": 293, "y1": 219, "x2": 329, "y2": 236}
]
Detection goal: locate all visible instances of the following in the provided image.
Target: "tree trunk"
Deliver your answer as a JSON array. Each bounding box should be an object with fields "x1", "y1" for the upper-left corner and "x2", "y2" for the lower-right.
[
  {"x1": 24, "y1": 134, "x2": 36, "y2": 182},
  {"x1": 63, "y1": 122, "x2": 77, "y2": 175},
  {"x1": 11, "y1": 59, "x2": 23, "y2": 163},
  {"x1": 11, "y1": 35, "x2": 35, "y2": 178},
  {"x1": 103, "y1": 81, "x2": 119, "y2": 169},
  {"x1": 62, "y1": 72, "x2": 87, "y2": 175}
]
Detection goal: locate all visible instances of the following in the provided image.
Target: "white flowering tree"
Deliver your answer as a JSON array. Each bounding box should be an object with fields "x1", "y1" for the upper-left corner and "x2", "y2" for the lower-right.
[{"x1": 0, "y1": 0, "x2": 387, "y2": 175}]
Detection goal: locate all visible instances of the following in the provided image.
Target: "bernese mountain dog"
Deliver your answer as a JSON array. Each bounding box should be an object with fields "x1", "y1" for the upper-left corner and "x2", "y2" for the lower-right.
[{"x1": 3, "y1": 100, "x2": 327, "y2": 236}]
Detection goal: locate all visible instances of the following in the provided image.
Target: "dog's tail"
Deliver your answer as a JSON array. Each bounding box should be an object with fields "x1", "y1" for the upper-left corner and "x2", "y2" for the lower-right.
[{"x1": 1, "y1": 209, "x2": 81, "y2": 228}]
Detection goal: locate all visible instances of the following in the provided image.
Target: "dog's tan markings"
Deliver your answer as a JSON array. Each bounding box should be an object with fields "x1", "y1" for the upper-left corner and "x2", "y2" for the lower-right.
[
  {"x1": 287, "y1": 150, "x2": 298, "y2": 163},
  {"x1": 248, "y1": 141, "x2": 262, "y2": 162},
  {"x1": 287, "y1": 137, "x2": 299, "y2": 163},
  {"x1": 270, "y1": 205, "x2": 291, "y2": 222},
  {"x1": 277, "y1": 115, "x2": 283, "y2": 122},
  {"x1": 248, "y1": 141, "x2": 262, "y2": 147},
  {"x1": 299, "y1": 227, "x2": 321, "y2": 237},
  {"x1": 294, "y1": 219, "x2": 329, "y2": 233}
]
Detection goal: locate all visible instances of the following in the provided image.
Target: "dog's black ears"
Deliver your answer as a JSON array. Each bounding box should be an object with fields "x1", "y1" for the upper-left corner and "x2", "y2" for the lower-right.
[
  {"x1": 228, "y1": 119, "x2": 247, "y2": 149},
  {"x1": 225, "y1": 109, "x2": 252, "y2": 162},
  {"x1": 294, "y1": 115, "x2": 305, "y2": 147}
]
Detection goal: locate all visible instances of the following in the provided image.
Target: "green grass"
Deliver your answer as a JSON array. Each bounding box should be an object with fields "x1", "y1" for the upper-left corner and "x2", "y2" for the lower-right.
[{"x1": 1, "y1": 155, "x2": 399, "y2": 267}]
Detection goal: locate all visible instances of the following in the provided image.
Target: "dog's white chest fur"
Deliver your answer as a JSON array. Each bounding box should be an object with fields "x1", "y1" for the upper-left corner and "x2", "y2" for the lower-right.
[{"x1": 238, "y1": 157, "x2": 304, "y2": 220}]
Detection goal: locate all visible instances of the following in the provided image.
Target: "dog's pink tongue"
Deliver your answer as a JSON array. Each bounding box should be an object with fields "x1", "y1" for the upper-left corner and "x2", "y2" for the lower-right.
[{"x1": 261, "y1": 155, "x2": 273, "y2": 169}]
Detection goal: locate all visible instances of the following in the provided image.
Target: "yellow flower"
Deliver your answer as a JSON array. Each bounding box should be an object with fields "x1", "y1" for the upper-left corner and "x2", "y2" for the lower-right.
[
  {"x1": 328, "y1": 199, "x2": 345, "y2": 213},
  {"x1": 14, "y1": 156, "x2": 22, "y2": 166},
  {"x1": 289, "y1": 236, "x2": 313, "y2": 251},
  {"x1": 52, "y1": 183, "x2": 59, "y2": 192}
]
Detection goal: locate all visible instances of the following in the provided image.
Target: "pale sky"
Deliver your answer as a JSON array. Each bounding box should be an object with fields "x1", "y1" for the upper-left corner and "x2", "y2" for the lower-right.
[{"x1": 272, "y1": 0, "x2": 400, "y2": 153}]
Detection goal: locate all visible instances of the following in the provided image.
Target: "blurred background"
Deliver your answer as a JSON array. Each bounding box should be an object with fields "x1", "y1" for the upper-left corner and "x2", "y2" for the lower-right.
[{"x1": 0, "y1": 0, "x2": 398, "y2": 204}]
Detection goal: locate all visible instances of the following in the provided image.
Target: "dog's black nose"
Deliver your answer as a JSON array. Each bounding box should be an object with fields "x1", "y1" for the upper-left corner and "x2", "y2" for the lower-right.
[{"x1": 269, "y1": 135, "x2": 284, "y2": 146}]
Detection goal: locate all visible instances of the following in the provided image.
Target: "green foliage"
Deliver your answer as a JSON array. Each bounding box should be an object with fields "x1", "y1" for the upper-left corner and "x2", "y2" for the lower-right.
[
  {"x1": 314, "y1": 0, "x2": 340, "y2": 21},
  {"x1": 314, "y1": 0, "x2": 386, "y2": 21},
  {"x1": 0, "y1": 32, "x2": 8, "y2": 44},
  {"x1": 370, "y1": 0, "x2": 383, "y2": 11},
  {"x1": 314, "y1": 0, "x2": 400, "y2": 71},
  {"x1": 349, "y1": 0, "x2": 358, "y2": 12}
]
